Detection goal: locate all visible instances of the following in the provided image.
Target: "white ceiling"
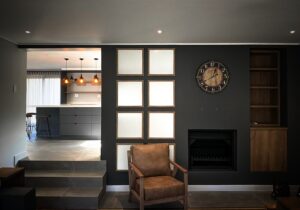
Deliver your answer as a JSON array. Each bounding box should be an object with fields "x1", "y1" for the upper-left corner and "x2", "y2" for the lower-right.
[
  {"x1": 27, "y1": 48, "x2": 101, "y2": 70},
  {"x1": 0, "y1": 0, "x2": 299, "y2": 44}
]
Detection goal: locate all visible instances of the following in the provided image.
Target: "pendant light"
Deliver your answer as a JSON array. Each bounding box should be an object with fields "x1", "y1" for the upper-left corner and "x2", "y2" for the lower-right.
[
  {"x1": 62, "y1": 58, "x2": 70, "y2": 85},
  {"x1": 92, "y1": 58, "x2": 100, "y2": 85},
  {"x1": 77, "y1": 58, "x2": 85, "y2": 85}
]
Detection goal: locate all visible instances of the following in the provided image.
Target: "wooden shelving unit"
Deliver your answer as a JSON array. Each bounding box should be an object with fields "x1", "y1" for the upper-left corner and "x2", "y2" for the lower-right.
[
  {"x1": 250, "y1": 49, "x2": 287, "y2": 172},
  {"x1": 250, "y1": 50, "x2": 280, "y2": 126}
]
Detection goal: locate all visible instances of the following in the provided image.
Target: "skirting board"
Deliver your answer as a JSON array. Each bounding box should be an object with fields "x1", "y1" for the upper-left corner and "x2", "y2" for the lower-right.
[
  {"x1": 14, "y1": 151, "x2": 28, "y2": 166},
  {"x1": 107, "y1": 185, "x2": 275, "y2": 192}
]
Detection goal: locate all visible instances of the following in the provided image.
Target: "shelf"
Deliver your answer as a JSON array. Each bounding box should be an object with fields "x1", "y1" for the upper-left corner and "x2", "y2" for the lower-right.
[
  {"x1": 251, "y1": 86, "x2": 278, "y2": 89},
  {"x1": 62, "y1": 70, "x2": 101, "y2": 73},
  {"x1": 251, "y1": 105, "x2": 279, "y2": 108},
  {"x1": 250, "y1": 68, "x2": 278, "y2": 71},
  {"x1": 64, "y1": 82, "x2": 101, "y2": 85},
  {"x1": 65, "y1": 91, "x2": 101, "y2": 94},
  {"x1": 251, "y1": 123, "x2": 280, "y2": 127}
]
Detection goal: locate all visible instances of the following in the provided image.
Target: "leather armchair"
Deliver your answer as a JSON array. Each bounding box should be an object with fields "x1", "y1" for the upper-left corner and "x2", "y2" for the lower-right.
[{"x1": 127, "y1": 143, "x2": 188, "y2": 210}]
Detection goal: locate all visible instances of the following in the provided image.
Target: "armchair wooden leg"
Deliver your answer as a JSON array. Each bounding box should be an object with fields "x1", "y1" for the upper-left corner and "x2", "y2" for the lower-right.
[
  {"x1": 184, "y1": 172, "x2": 188, "y2": 210},
  {"x1": 139, "y1": 177, "x2": 144, "y2": 210},
  {"x1": 139, "y1": 200, "x2": 144, "y2": 210},
  {"x1": 184, "y1": 197, "x2": 188, "y2": 210},
  {"x1": 128, "y1": 191, "x2": 132, "y2": 202}
]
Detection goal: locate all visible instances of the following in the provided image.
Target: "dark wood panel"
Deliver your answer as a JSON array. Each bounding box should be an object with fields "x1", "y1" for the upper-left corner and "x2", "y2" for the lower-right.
[
  {"x1": 250, "y1": 71, "x2": 278, "y2": 87},
  {"x1": 251, "y1": 107, "x2": 279, "y2": 126},
  {"x1": 250, "y1": 51, "x2": 279, "y2": 68},
  {"x1": 251, "y1": 89, "x2": 279, "y2": 106},
  {"x1": 250, "y1": 128, "x2": 287, "y2": 172}
]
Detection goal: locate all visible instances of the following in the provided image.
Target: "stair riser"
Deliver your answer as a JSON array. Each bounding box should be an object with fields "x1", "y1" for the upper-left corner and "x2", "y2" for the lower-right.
[
  {"x1": 26, "y1": 176, "x2": 104, "y2": 188},
  {"x1": 37, "y1": 196, "x2": 100, "y2": 209},
  {"x1": 18, "y1": 160, "x2": 106, "y2": 171}
]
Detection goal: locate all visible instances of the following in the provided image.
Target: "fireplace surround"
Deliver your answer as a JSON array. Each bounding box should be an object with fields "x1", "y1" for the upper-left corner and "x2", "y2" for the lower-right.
[{"x1": 188, "y1": 129, "x2": 237, "y2": 171}]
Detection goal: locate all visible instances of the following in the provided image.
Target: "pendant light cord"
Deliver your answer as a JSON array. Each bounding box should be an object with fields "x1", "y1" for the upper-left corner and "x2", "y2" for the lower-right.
[{"x1": 80, "y1": 58, "x2": 83, "y2": 73}]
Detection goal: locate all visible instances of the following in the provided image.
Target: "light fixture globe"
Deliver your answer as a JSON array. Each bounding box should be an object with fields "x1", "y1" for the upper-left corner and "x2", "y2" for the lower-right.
[
  {"x1": 92, "y1": 58, "x2": 101, "y2": 85},
  {"x1": 62, "y1": 58, "x2": 71, "y2": 85},
  {"x1": 76, "y1": 58, "x2": 86, "y2": 86}
]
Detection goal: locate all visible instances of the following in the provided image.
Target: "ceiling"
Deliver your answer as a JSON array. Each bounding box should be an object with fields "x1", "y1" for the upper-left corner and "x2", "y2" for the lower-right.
[
  {"x1": 0, "y1": 0, "x2": 299, "y2": 45},
  {"x1": 27, "y1": 48, "x2": 101, "y2": 70}
]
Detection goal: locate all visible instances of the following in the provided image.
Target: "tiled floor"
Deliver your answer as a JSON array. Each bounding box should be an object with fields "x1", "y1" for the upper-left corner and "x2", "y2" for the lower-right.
[
  {"x1": 99, "y1": 191, "x2": 276, "y2": 209},
  {"x1": 26, "y1": 140, "x2": 101, "y2": 161}
]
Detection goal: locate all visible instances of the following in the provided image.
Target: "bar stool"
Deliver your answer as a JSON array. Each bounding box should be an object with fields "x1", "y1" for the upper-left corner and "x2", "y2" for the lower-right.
[
  {"x1": 36, "y1": 114, "x2": 51, "y2": 137},
  {"x1": 26, "y1": 113, "x2": 36, "y2": 139}
]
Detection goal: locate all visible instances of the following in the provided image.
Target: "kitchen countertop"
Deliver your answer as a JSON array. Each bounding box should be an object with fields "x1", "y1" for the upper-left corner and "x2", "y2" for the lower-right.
[{"x1": 36, "y1": 104, "x2": 101, "y2": 108}]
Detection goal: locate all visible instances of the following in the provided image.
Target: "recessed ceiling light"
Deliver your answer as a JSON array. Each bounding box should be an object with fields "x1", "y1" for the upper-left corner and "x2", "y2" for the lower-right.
[
  {"x1": 157, "y1": 29, "x2": 163, "y2": 34},
  {"x1": 290, "y1": 30, "x2": 296, "y2": 34},
  {"x1": 25, "y1": 30, "x2": 31, "y2": 34}
]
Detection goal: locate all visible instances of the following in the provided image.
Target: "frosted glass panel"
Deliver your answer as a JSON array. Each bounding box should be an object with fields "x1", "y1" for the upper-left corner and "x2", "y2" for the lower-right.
[
  {"x1": 117, "y1": 144, "x2": 174, "y2": 171},
  {"x1": 149, "y1": 49, "x2": 174, "y2": 75},
  {"x1": 149, "y1": 112, "x2": 174, "y2": 139},
  {"x1": 116, "y1": 144, "x2": 132, "y2": 170},
  {"x1": 117, "y1": 112, "x2": 143, "y2": 138},
  {"x1": 149, "y1": 81, "x2": 174, "y2": 107},
  {"x1": 117, "y1": 81, "x2": 143, "y2": 107},
  {"x1": 117, "y1": 49, "x2": 143, "y2": 75},
  {"x1": 169, "y1": 144, "x2": 175, "y2": 161}
]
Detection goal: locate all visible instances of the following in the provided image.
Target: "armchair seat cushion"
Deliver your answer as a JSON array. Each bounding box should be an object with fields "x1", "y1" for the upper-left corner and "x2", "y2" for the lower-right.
[{"x1": 135, "y1": 176, "x2": 185, "y2": 201}]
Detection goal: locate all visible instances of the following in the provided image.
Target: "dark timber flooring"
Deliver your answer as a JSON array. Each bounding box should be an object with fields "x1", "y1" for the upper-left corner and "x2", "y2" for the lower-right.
[
  {"x1": 39, "y1": 191, "x2": 279, "y2": 209},
  {"x1": 98, "y1": 191, "x2": 276, "y2": 209}
]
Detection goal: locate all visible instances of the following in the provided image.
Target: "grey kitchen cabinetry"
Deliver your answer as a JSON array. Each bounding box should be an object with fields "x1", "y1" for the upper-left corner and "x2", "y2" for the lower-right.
[{"x1": 59, "y1": 107, "x2": 101, "y2": 139}]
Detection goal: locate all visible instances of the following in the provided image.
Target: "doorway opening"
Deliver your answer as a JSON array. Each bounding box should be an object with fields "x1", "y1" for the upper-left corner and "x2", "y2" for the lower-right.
[{"x1": 25, "y1": 48, "x2": 102, "y2": 161}]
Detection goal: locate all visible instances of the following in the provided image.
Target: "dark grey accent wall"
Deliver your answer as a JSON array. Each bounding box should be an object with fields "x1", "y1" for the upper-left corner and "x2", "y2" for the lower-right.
[
  {"x1": 0, "y1": 38, "x2": 26, "y2": 166},
  {"x1": 176, "y1": 46, "x2": 251, "y2": 184},
  {"x1": 101, "y1": 45, "x2": 300, "y2": 185},
  {"x1": 286, "y1": 46, "x2": 300, "y2": 182}
]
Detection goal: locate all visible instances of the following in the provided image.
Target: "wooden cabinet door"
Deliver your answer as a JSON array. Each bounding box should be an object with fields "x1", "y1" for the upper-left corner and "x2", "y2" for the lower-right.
[{"x1": 250, "y1": 128, "x2": 287, "y2": 172}]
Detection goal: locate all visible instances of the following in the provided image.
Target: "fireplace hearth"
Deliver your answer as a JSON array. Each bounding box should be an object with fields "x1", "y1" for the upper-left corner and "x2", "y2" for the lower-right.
[{"x1": 188, "y1": 129, "x2": 237, "y2": 171}]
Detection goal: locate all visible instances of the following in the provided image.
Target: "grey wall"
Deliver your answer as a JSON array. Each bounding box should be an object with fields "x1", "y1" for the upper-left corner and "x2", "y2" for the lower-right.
[
  {"x1": 101, "y1": 45, "x2": 300, "y2": 185},
  {"x1": 0, "y1": 38, "x2": 26, "y2": 167},
  {"x1": 286, "y1": 46, "x2": 300, "y2": 182}
]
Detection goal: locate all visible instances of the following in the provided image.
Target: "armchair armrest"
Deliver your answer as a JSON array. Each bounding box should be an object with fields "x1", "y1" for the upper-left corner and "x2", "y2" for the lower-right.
[
  {"x1": 170, "y1": 160, "x2": 188, "y2": 173},
  {"x1": 129, "y1": 163, "x2": 144, "y2": 178}
]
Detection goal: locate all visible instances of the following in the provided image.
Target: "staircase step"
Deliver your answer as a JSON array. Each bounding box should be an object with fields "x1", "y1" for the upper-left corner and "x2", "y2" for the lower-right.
[
  {"x1": 18, "y1": 160, "x2": 106, "y2": 171},
  {"x1": 36, "y1": 187, "x2": 104, "y2": 209},
  {"x1": 25, "y1": 170, "x2": 106, "y2": 188},
  {"x1": 18, "y1": 159, "x2": 107, "y2": 209},
  {"x1": 26, "y1": 170, "x2": 105, "y2": 178}
]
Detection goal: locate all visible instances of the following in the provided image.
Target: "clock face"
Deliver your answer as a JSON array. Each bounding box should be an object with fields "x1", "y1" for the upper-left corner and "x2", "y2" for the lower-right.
[{"x1": 196, "y1": 61, "x2": 229, "y2": 93}]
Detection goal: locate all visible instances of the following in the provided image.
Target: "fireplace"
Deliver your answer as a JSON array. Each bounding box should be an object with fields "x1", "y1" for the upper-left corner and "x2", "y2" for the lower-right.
[{"x1": 188, "y1": 129, "x2": 237, "y2": 171}]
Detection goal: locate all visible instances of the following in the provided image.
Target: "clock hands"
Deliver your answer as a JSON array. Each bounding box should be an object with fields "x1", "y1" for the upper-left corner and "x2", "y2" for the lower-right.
[{"x1": 203, "y1": 68, "x2": 218, "y2": 82}]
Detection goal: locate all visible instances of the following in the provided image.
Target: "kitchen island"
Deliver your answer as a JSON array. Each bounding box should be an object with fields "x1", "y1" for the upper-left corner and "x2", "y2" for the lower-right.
[{"x1": 36, "y1": 105, "x2": 101, "y2": 139}]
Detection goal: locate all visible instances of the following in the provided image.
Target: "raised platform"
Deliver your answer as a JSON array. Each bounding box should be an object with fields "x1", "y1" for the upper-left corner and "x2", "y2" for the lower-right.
[{"x1": 18, "y1": 159, "x2": 106, "y2": 209}]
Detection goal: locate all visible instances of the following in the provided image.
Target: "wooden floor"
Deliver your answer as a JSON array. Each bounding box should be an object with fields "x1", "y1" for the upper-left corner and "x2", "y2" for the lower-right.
[
  {"x1": 38, "y1": 190, "x2": 277, "y2": 209},
  {"x1": 97, "y1": 191, "x2": 276, "y2": 210},
  {"x1": 26, "y1": 140, "x2": 101, "y2": 161}
]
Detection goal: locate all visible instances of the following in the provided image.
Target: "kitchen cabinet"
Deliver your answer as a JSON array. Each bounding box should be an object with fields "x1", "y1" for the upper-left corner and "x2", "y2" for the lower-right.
[
  {"x1": 250, "y1": 127, "x2": 287, "y2": 172},
  {"x1": 59, "y1": 107, "x2": 101, "y2": 138},
  {"x1": 36, "y1": 106, "x2": 101, "y2": 139}
]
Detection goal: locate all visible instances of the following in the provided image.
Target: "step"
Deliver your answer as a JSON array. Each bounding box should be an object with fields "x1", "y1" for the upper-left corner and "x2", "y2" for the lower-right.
[
  {"x1": 18, "y1": 160, "x2": 106, "y2": 171},
  {"x1": 36, "y1": 187, "x2": 104, "y2": 209},
  {"x1": 25, "y1": 170, "x2": 106, "y2": 188}
]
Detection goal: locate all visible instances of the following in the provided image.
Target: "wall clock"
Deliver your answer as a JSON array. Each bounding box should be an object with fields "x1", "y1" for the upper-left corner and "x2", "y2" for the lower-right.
[{"x1": 196, "y1": 60, "x2": 229, "y2": 94}]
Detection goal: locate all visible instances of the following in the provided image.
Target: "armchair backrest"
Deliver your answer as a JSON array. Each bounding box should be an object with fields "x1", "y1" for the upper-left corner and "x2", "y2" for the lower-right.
[{"x1": 130, "y1": 143, "x2": 171, "y2": 177}]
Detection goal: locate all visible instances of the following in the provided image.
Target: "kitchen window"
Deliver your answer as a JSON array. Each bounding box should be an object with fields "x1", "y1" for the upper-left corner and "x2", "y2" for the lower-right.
[{"x1": 26, "y1": 71, "x2": 61, "y2": 113}]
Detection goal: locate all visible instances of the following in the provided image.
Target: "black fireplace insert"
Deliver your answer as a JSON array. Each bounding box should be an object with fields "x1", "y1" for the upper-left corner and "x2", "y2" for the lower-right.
[{"x1": 188, "y1": 129, "x2": 237, "y2": 171}]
